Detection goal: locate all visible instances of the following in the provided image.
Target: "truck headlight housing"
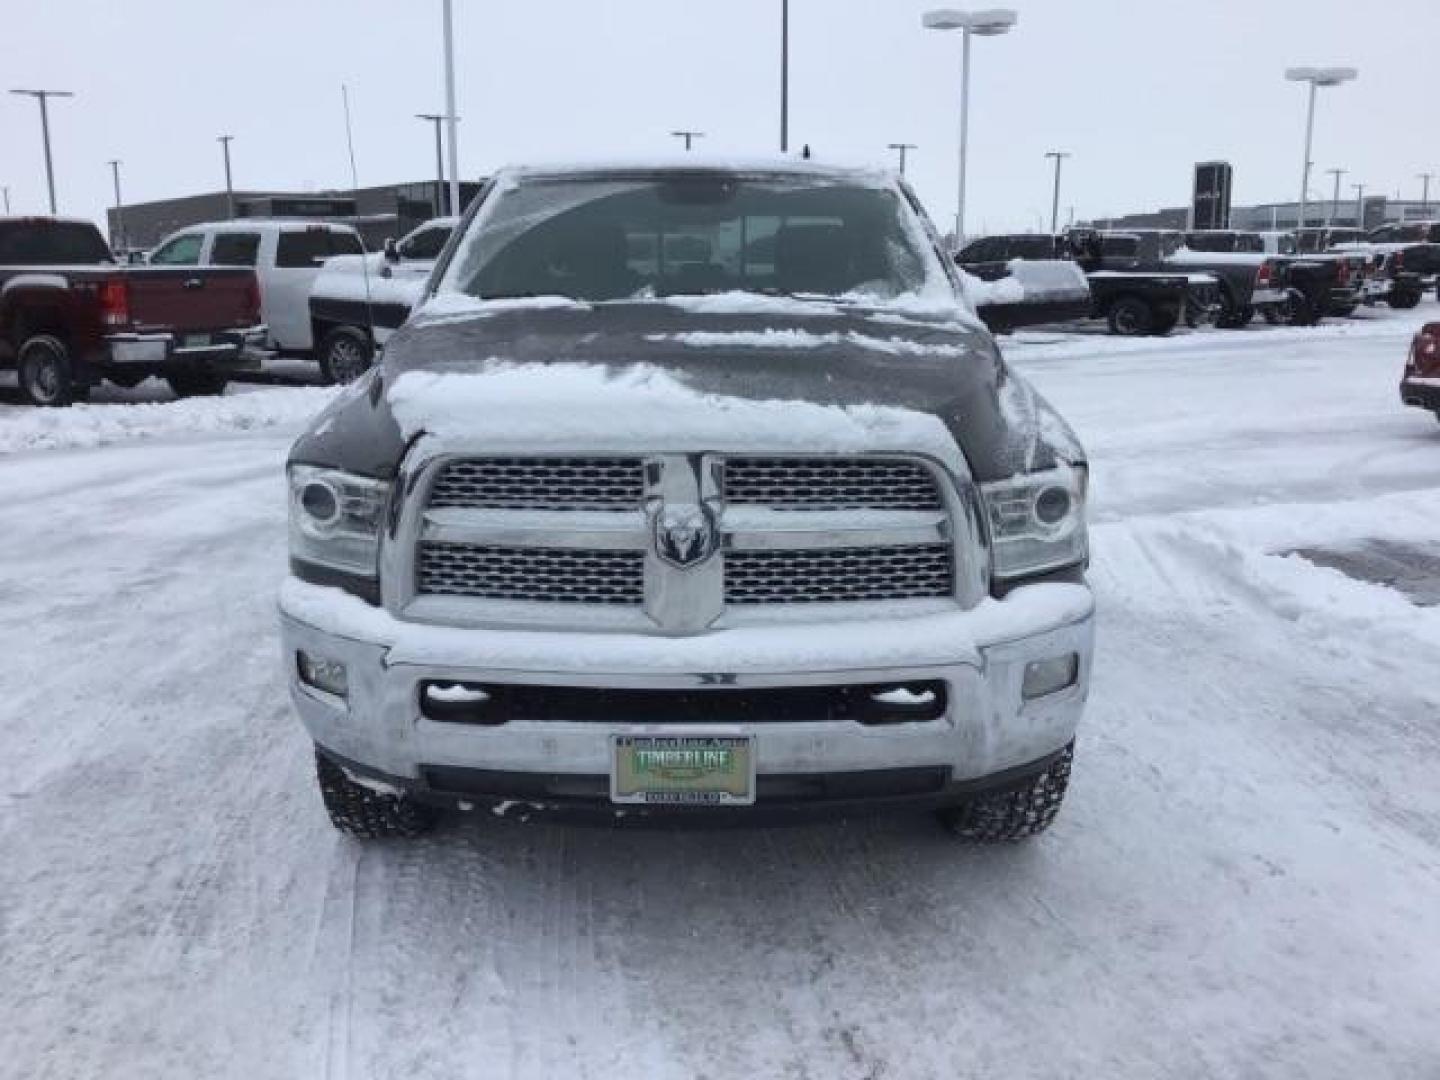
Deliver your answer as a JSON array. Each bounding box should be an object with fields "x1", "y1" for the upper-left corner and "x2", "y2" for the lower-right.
[
  {"x1": 981, "y1": 464, "x2": 1088, "y2": 581},
  {"x1": 288, "y1": 465, "x2": 390, "y2": 576}
]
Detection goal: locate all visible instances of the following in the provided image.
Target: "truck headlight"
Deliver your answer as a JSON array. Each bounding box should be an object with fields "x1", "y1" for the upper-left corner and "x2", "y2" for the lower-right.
[
  {"x1": 981, "y1": 464, "x2": 1088, "y2": 581},
  {"x1": 288, "y1": 465, "x2": 390, "y2": 576}
]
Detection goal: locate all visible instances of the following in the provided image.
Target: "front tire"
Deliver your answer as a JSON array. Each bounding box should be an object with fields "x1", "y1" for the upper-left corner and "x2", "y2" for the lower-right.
[
  {"x1": 315, "y1": 751, "x2": 437, "y2": 839},
  {"x1": 167, "y1": 371, "x2": 229, "y2": 398},
  {"x1": 18, "y1": 334, "x2": 85, "y2": 407},
  {"x1": 1107, "y1": 297, "x2": 1152, "y2": 336},
  {"x1": 317, "y1": 327, "x2": 374, "y2": 385},
  {"x1": 1388, "y1": 289, "x2": 1422, "y2": 310},
  {"x1": 937, "y1": 743, "x2": 1074, "y2": 842}
]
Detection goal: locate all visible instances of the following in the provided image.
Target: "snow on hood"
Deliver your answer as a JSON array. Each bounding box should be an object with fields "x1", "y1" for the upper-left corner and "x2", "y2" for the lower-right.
[{"x1": 386, "y1": 361, "x2": 960, "y2": 460}]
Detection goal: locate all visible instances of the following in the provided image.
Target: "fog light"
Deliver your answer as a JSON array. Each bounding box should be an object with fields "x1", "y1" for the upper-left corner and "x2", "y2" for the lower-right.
[
  {"x1": 297, "y1": 650, "x2": 348, "y2": 697},
  {"x1": 1022, "y1": 653, "x2": 1078, "y2": 700}
]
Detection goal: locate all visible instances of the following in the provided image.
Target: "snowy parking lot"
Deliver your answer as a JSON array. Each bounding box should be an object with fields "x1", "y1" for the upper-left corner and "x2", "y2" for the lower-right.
[{"x1": 3, "y1": 305, "x2": 1440, "y2": 1079}]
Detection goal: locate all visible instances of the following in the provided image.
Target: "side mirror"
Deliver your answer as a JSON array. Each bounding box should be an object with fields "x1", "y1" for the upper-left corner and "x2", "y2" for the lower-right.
[{"x1": 383, "y1": 238, "x2": 400, "y2": 263}]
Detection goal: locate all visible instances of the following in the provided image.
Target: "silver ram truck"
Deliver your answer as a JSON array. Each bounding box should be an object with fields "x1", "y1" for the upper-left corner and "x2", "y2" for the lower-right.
[{"x1": 279, "y1": 159, "x2": 1095, "y2": 841}]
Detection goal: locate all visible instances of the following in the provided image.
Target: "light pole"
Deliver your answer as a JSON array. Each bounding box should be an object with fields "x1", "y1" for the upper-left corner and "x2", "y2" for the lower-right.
[
  {"x1": 1420, "y1": 172, "x2": 1435, "y2": 215},
  {"x1": 1284, "y1": 67, "x2": 1356, "y2": 232},
  {"x1": 671, "y1": 130, "x2": 705, "y2": 151},
  {"x1": 416, "y1": 113, "x2": 451, "y2": 215},
  {"x1": 923, "y1": 8, "x2": 1018, "y2": 246},
  {"x1": 10, "y1": 88, "x2": 75, "y2": 214},
  {"x1": 1044, "y1": 150, "x2": 1070, "y2": 234},
  {"x1": 217, "y1": 135, "x2": 235, "y2": 219},
  {"x1": 780, "y1": 0, "x2": 790, "y2": 152},
  {"x1": 2, "y1": 186, "x2": 9, "y2": 214},
  {"x1": 888, "y1": 142, "x2": 917, "y2": 176},
  {"x1": 107, "y1": 159, "x2": 125, "y2": 251},
  {"x1": 1325, "y1": 167, "x2": 1346, "y2": 226},
  {"x1": 1352, "y1": 182, "x2": 1366, "y2": 229},
  {"x1": 442, "y1": 0, "x2": 461, "y2": 219}
]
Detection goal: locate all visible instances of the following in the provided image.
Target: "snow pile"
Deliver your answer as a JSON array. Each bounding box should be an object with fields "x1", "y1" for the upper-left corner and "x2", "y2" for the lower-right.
[
  {"x1": 960, "y1": 260, "x2": 1089, "y2": 308},
  {"x1": 388, "y1": 362, "x2": 960, "y2": 459},
  {"x1": 0, "y1": 386, "x2": 337, "y2": 455}
]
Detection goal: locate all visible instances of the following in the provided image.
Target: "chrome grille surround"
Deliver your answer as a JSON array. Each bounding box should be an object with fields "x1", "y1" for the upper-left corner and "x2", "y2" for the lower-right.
[{"x1": 382, "y1": 442, "x2": 990, "y2": 632}]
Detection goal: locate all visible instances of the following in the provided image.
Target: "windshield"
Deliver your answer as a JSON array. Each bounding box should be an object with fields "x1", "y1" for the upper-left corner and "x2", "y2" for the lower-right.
[{"x1": 438, "y1": 174, "x2": 951, "y2": 305}]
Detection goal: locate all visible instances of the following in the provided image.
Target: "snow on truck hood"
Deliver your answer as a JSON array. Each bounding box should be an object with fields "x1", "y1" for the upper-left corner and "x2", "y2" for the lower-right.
[{"x1": 292, "y1": 298, "x2": 1084, "y2": 482}]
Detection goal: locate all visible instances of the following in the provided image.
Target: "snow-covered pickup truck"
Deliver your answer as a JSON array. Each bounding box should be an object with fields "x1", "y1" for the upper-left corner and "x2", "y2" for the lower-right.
[
  {"x1": 280, "y1": 160, "x2": 1094, "y2": 841},
  {"x1": 0, "y1": 216, "x2": 267, "y2": 405}
]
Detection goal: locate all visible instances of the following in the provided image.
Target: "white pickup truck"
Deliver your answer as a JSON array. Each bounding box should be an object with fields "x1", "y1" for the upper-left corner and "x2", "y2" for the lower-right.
[{"x1": 149, "y1": 220, "x2": 365, "y2": 380}]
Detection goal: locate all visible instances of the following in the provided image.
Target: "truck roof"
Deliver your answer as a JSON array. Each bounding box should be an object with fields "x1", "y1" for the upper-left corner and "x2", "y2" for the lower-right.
[
  {"x1": 178, "y1": 219, "x2": 361, "y2": 235},
  {"x1": 496, "y1": 154, "x2": 893, "y2": 185}
]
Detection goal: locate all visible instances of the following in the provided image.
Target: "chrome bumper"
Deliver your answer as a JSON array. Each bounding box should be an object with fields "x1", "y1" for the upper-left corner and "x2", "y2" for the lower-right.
[
  {"x1": 1251, "y1": 288, "x2": 1287, "y2": 306},
  {"x1": 279, "y1": 577, "x2": 1095, "y2": 792},
  {"x1": 105, "y1": 325, "x2": 269, "y2": 369}
]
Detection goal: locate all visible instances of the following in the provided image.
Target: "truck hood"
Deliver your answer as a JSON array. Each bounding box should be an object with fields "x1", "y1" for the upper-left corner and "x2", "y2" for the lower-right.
[{"x1": 289, "y1": 297, "x2": 1084, "y2": 483}]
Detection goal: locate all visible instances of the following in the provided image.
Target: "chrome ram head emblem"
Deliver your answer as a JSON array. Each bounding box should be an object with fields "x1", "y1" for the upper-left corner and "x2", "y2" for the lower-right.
[{"x1": 653, "y1": 502, "x2": 719, "y2": 569}]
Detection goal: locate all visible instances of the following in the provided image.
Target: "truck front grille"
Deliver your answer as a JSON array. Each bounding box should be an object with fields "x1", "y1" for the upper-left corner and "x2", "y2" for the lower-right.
[
  {"x1": 428, "y1": 457, "x2": 644, "y2": 510},
  {"x1": 725, "y1": 545, "x2": 953, "y2": 603},
  {"x1": 410, "y1": 455, "x2": 957, "y2": 613},
  {"x1": 418, "y1": 544, "x2": 644, "y2": 605},
  {"x1": 723, "y1": 458, "x2": 942, "y2": 510}
]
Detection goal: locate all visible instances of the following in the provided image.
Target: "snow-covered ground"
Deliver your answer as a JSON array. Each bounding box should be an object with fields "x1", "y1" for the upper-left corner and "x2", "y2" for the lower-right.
[{"x1": 3, "y1": 305, "x2": 1440, "y2": 1079}]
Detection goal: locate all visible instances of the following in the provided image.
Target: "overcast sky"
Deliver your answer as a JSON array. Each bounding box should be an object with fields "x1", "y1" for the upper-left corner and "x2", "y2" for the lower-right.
[{"x1": 3, "y1": 0, "x2": 1436, "y2": 237}]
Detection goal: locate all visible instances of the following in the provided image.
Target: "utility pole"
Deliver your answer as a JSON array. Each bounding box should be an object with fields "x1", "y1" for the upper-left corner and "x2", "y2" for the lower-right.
[
  {"x1": 417, "y1": 114, "x2": 449, "y2": 215},
  {"x1": 107, "y1": 159, "x2": 125, "y2": 251},
  {"x1": 2, "y1": 186, "x2": 9, "y2": 214},
  {"x1": 887, "y1": 142, "x2": 917, "y2": 176},
  {"x1": 217, "y1": 135, "x2": 235, "y2": 219},
  {"x1": 1352, "y1": 182, "x2": 1366, "y2": 229},
  {"x1": 442, "y1": 0, "x2": 461, "y2": 219},
  {"x1": 1044, "y1": 150, "x2": 1070, "y2": 234},
  {"x1": 780, "y1": 0, "x2": 790, "y2": 152},
  {"x1": 10, "y1": 88, "x2": 75, "y2": 214},
  {"x1": 671, "y1": 131, "x2": 705, "y2": 151},
  {"x1": 1325, "y1": 167, "x2": 1346, "y2": 226},
  {"x1": 1420, "y1": 172, "x2": 1436, "y2": 214}
]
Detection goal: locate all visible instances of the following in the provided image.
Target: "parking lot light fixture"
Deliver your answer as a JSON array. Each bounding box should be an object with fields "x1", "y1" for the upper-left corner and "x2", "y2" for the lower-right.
[
  {"x1": 923, "y1": 8, "x2": 1018, "y2": 246},
  {"x1": 1420, "y1": 172, "x2": 1435, "y2": 215},
  {"x1": 217, "y1": 135, "x2": 235, "y2": 220},
  {"x1": 887, "y1": 142, "x2": 917, "y2": 176},
  {"x1": 10, "y1": 88, "x2": 75, "y2": 214},
  {"x1": 1285, "y1": 66, "x2": 1356, "y2": 232},
  {"x1": 1045, "y1": 150, "x2": 1070, "y2": 235},
  {"x1": 670, "y1": 131, "x2": 705, "y2": 151}
]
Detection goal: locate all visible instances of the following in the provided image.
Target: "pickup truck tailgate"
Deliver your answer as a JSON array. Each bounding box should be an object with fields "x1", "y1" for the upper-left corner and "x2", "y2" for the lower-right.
[{"x1": 122, "y1": 266, "x2": 259, "y2": 332}]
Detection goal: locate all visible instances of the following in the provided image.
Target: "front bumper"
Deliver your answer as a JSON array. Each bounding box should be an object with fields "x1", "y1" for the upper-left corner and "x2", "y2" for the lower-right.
[
  {"x1": 103, "y1": 325, "x2": 269, "y2": 371},
  {"x1": 1401, "y1": 375, "x2": 1440, "y2": 412},
  {"x1": 279, "y1": 577, "x2": 1095, "y2": 819}
]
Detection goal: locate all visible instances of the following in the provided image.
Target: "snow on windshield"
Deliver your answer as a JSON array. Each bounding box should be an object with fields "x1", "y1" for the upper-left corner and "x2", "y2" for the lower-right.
[{"x1": 435, "y1": 172, "x2": 959, "y2": 311}]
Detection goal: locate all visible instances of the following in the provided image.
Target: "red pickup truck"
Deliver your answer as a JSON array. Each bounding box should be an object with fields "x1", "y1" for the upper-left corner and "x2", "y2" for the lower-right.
[
  {"x1": 1401, "y1": 321, "x2": 1440, "y2": 422},
  {"x1": 0, "y1": 216, "x2": 267, "y2": 406}
]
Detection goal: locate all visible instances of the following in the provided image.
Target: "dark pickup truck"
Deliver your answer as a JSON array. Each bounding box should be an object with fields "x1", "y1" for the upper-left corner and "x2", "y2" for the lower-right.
[
  {"x1": 0, "y1": 217, "x2": 267, "y2": 406},
  {"x1": 1338, "y1": 222, "x2": 1440, "y2": 308},
  {"x1": 956, "y1": 231, "x2": 1218, "y2": 336},
  {"x1": 1095, "y1": 230, "x2": 1287, "y2": 328}
]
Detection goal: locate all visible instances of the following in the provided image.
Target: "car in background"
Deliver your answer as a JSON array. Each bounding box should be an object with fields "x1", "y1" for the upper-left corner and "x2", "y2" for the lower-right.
[
  {"x1": 1400, "y1": 321, "x2": 1440, "y2": 423},
  {"x1": 1109, "y1": 229, "x2": 1285, "y2": 328},
  {"x1": 1184, "y1": 230, "x2": 1266, "y2": 253},
  {"x1": 0, "y1": 216, "x2": 265, "y2": 405},
  {"x1": 956, "y1": 231, "x2": 1218, "y2": 336},
  {"x1": 381, "y1": 216, "x2": 459, "y2": 278},
  {"x1": 1293, "y1": 226, "x2": 1366, "y2": 253},
  {"x1": 149, "y1": 220, "x2": 365, "y2": 376}
]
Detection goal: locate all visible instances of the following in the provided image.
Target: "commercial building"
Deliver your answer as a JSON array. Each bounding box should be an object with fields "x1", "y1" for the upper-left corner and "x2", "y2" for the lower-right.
[
  {"x1": 1088, "y1": 197, "x2": 1435, "y2": 234},
  {"x1": 109, "y1": 179, "x2": 484, "y2": 251}
]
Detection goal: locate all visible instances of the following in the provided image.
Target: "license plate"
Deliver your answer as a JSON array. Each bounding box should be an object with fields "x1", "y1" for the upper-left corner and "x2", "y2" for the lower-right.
[
  {"x1": 610, "y1": 734, "x2": 755, "y2": 806},
  {"x1": 183, "y1": 333, "x2": 210, "y2": 347}
]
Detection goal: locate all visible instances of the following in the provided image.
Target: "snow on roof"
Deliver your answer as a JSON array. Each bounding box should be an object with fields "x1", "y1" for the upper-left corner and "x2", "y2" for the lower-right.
[{"x1": 178, "y1": 219, "x2": 361, "y2": 234}]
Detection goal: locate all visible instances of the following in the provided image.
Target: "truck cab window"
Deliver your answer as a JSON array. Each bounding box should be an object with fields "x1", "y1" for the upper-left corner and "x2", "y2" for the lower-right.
[
  {"x1": 209, "y1": 233, "x2": 261, "y2": 266},
  {"x1": 149, "y1": 234, "x2": 203, "y2": 266}
]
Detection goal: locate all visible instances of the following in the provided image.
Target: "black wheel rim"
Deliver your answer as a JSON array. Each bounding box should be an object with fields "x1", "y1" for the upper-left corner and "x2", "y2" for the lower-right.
[
  {"x1": 1115, "y1": 305, "x2": 1142, "y2": 334},
  {"x1": 329, "y1": 338, "x2": 369, "y2": 383},
  {"x1": 24, "y1": 346, "x2": 62, "y2": 404}
]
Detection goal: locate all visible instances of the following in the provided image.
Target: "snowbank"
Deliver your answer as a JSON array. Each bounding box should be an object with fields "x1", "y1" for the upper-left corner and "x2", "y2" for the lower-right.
[{"x1": 0, "y1": 386, "x2": 338, "y2": 455}]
